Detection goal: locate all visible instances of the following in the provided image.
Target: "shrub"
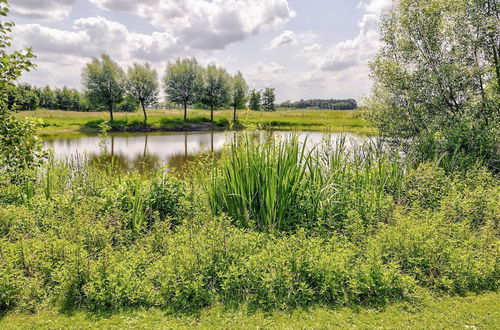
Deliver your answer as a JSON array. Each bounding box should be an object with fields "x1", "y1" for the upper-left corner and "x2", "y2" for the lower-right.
[
  {"x1": 372, "y1": 210, "x2": 499, "y2": 294},
  {"x1": 402, "y1": 163, "x2": 449, "y2": 209}
]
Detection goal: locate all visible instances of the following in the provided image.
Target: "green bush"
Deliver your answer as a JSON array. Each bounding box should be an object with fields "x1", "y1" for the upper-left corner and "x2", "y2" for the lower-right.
[{"x1": 0, "y1": 141, "x2": 497, "y2": 313}]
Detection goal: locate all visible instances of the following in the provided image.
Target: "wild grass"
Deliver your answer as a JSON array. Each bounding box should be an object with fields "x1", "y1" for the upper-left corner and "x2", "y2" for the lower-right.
[
  {"x1": 14, "y1": 109, "x2": 375, "y2": 134},
  {"x1": 203, "y1": 134, "x2": 406, "y2": 232}
]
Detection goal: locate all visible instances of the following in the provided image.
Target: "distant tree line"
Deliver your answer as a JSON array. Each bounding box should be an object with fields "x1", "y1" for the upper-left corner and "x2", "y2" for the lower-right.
[
  {"x1": 8, "y1": 53, "x2": 279, "y2": 122},
  {"x1": 280, "y1": 99, "x2": 358, "y2": 110},
  {"x1": 6, "y1": 83, "x2": 140, "y2": 113}
]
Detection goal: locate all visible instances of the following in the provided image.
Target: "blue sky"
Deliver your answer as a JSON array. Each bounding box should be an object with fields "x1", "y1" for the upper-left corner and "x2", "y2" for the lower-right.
[{"x1": 10, "y1": 0, "x2": 391, "y2": 102}]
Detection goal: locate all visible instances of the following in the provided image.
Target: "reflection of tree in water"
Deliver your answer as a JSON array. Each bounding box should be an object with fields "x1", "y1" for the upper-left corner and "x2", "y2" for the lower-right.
[
  {"x1": 87, "y1": 153, "x2": 161, "y2": 174},
  {"x1": 167, "y1": 150, "x2": 222, "y2": 175}
]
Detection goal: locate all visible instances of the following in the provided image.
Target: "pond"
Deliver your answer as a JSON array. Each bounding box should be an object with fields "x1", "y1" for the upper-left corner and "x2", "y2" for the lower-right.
[{"x1": 42, "y1": 131, "x2": 366, "y2": 172}]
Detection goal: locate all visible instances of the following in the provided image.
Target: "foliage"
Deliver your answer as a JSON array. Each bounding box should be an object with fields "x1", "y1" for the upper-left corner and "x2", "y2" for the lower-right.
[
  {"x1": 82, "y1": 54, "x2": 126, "y2": 120},
  {"x1": 281, "y1": 98, "x2": 358, "y2": 110},
  {"x1": 248, "y1": 89, "x2": 261, "y2": 111},
  {"x1": 126, "y1": 62, "x2": 159, "y2": 122},
  {"x1": 0, "y1": 0, "x2": 44, "y2": 184},
  {"x1": 229, "y1": 71, "x2": 249, "y2": 121},
  {"x1": 163, "y1": 58, "x2": 203, "y2": 120},
  {"x1": 203, "y1": 135, "x2": 405, "y2": 232},
  {"x1": 199, "y1": 64, "x2": 231, "y2": 121},
  {"x1": 366, "y1": 0, "x2": 500, "y2": 171},
  {"x1": 262, "y1": 87, "x2": 276, "y2": 111},
  {"x1": 6, "y1": 84, "x2": 88, "y2": 111},
  {"x1": 115, "y1": 94, "x2": 139, "y2": 113},
  {"x1": 0, "y1": 153, "x2": 497, "y2": 313}
]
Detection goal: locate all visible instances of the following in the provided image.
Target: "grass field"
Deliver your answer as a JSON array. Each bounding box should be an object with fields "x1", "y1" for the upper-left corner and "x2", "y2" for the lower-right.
[
  {"x1": 1, "y1": 292, "x2": 498, "y2": 329},
  {"x1": 14, "y1": 108, "x2": 375, "y2": 134}
]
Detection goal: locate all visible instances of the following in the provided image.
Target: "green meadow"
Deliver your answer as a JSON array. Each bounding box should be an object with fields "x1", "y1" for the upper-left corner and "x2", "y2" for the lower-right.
[{"x1": 15, "y1": 108, "x2": 375, "y2": 135}]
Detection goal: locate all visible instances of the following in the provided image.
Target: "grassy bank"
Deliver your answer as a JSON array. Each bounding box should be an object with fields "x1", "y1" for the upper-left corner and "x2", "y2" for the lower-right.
[
  {"x1": 0, "y1": 136, "x2": 497, "y2": 318},
  {"x1": 14, "y1": 109, "x2": 375, "y2": 134},
  {"x1": 2, "y1": 292, "x2": 498, "y2": 329}
]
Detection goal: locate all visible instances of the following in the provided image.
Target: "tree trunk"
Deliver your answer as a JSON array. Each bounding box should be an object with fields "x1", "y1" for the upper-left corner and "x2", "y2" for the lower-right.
[
  {"x1": 210, "y1": 107, "x2": 214, "y2": 122},
  {"x1": 141, "y1": 102, "x2": 147, "y2": 123},
  {"x1": 233, "y1": 105, "x2": 237, "y2": 122},
  {"x1": 183, "y1": 103, "x2": 187, "y2": 121},
  {"x1": 109, "y1": 103, "x2": 114, "y2": 121}
]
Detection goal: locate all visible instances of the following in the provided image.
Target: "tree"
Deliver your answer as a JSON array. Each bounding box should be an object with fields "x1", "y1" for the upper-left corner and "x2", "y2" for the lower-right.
[
  {"x1": 366, "y1": 0, "x2": 499, "y2": 170},
  {"x1": 163, "y1": 58, "x2": 202, "y2": 121},
  {"x1": 249, "y1": 89, "x2": 261, "y2": 111},
  {"x1": 82, "y1": 54, "x2": 126, "y2": 120},
  {"x1": 0, "y1": 0, "x2": 44, "y2": 183},
  {"x1": 127, "y1": 62, "x2": 159, "y2": 122},
  {"x1": 229, "y1": 71, "x2": 248, "y2": 122},
  {"x1": 262, "y1": 88, "x2": 276, "y2": 111},
  {"x1": 55, "y1": 87, "x2": 73, "y2": 110},
  {"x1": 39, "y1": 85, "x2": 56, "y2": 109},
  {"x1": 200, "y1": 64, "x2": 231, "y2": 122}
]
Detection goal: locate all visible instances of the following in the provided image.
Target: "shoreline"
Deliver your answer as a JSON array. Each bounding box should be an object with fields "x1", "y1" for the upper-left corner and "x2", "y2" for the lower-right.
[{"x1": 16, "y1": 109, "x2": 376, "y2": 135}]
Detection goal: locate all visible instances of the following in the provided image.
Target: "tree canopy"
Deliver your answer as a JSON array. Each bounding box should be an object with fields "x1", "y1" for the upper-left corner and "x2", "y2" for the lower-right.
[
  {"x1": 127, "y1": 62, "x2": 159, "y2": 122},
  {"x1": 82, "y1": 54, "x2": 127, "y2": 120},
  {"x1": 230, "y1": 71, "x2": 249, "y2": 121},
  {"x1": 0, "y1": 0, "x2": 44, "y2": 182},
  {"x1": 249, "y1": 89, "x2": 261, "y2": 111},
  {"x1": 262, "y1": 88, "x2": 276, "y2": 112},
  {"x1": 199, "y1": 64, "x2": 231, "y2": 121},
  {"x1": 367, "y1": 0, "x2": 499, "y2": 171},
  {"x1": 163, "y1": 58, "x2": 203, "y2": 120},
  {"x1": 280, "y1": 99, "x2": 357, "y2": 110}
]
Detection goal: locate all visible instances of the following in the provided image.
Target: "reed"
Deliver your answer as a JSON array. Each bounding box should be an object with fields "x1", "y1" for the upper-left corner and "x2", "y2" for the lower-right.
[{"x1": 203, "y1": 134, "x2": 407, "y2": 232}]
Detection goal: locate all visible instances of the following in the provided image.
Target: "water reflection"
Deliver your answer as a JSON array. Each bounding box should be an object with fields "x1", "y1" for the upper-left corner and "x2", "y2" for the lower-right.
[{"x1": 42, "y1": 131, "x2": 365, "y2": 172}]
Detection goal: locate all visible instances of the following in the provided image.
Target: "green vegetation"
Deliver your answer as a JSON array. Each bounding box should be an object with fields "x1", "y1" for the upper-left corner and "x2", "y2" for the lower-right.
[
  {"x1": 14, "y1": 109, "x2": 374, "y2": 134},
  {"x1": 281, "y1": 98, "x2": 358, "y2": 110},
  {"x1": 82, "y1": 54, "x2": 128, "y2": 121},
  {"x1": 204, "y1": 136, "x2": 403, "y2": 231},
  {"x1": 367, "y1": 0, "x2": 499, "y2": 171},
  {"x1": 1, "y1": 0, "x2": 499, "y2": 327},
  {"x1": 0, "y1": 138, "x2": 498, "y2": 314},
  {"x1": 229, "y1": 71, "x2": 249, "y2": 122},
  {"x1": 126, "y1": 62, "x2": 160, "y2": 123},
  {"x1": 199, "y1": 64, "x2": 231, "y2": 122},
  {"x1": 2, "y1": 292, "x2": 498, "y2": 329}
]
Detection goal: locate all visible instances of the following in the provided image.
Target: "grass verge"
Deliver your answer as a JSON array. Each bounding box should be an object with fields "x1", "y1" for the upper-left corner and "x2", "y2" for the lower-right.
[{"x1": 1, "y1": 292, "x2": 498, "y2": 329}]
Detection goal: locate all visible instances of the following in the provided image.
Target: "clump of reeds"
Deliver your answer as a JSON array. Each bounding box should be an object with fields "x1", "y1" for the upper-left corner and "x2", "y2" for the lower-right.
[{"x1": 203, "y1": 134, "x2": 406, "y2": 232}]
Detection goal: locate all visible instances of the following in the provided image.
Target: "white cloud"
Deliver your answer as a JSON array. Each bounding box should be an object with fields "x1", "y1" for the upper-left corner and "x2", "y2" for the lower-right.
[
  {"x1": 89, "y1": 0, "x2": 296, "y2": 50},
  {"x1": 13, "y1": 17, "x2": 180, "y2": 62},
  {"x1": 359, "y1": 0, "x2": 393, "y2": 14},
  {"x1": 269, "y1": 30, "x2": 298, "y2": 49},
  {"x1": 290, "y1": 0, "x2": 393, "y2": 99},
  {"x1": 9, "y1": 0, "x2": 78, "y2": 20},
  {"x1": 246, "y1": 61, "x2": 286, "y2": 89},
  {"x1": 301, "y1": 43, "x2": 322, "y2": 53}
]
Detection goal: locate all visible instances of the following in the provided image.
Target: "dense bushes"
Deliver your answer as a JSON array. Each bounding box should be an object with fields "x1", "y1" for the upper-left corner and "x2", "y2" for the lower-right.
[{"x1": 0, "y1": 143, "x2": 498, "y2": 313}]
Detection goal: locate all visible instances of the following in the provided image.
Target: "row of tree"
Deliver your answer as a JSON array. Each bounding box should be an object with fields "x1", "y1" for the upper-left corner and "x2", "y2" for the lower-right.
[
  {"x1": 82, "y1": 55, "x2": 277, "y2": 122},
  {"x1": 5, "y1": 83, "x2": 139, "y2": 112},
  {"x1": 280, "y1": 99, "x2": 357, "y2": 110}
]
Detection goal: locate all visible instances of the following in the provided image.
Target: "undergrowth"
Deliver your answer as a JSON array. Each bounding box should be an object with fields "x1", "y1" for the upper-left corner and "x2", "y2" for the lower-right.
[{"x1": 0, "y1": 136, "x2": 498, "y2": 314}]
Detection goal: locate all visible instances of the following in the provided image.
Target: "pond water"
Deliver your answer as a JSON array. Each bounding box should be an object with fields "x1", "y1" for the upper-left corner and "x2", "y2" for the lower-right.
[{"x1": 42, "y1": 131, "x2": 366, "y2": 172}]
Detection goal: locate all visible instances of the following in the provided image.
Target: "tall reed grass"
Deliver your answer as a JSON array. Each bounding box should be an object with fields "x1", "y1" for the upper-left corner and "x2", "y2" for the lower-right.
[{"x1": 203, "y1": 134, "x2": 407, "y2": 232}]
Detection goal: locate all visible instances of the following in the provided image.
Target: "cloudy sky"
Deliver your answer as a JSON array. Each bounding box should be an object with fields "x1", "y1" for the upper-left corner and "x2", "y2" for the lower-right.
[{"x1": 10, "y1": 0, "x2": 391, "y2": 102}]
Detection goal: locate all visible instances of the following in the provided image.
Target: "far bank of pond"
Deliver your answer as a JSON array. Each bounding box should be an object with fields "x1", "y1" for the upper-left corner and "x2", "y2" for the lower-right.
[{"x1": 18, "y1": 109, "x2": 376, "y2": 135}]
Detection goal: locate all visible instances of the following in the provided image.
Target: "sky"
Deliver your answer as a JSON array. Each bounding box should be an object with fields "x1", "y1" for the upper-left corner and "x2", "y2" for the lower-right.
[{"x1": 9, "y1": 0, "x2": 392, "y2": 103}]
